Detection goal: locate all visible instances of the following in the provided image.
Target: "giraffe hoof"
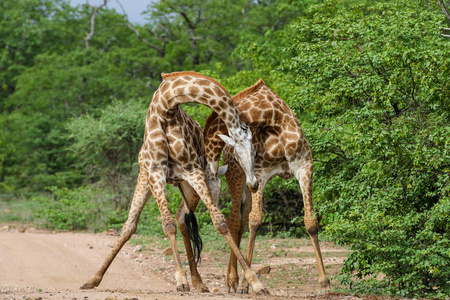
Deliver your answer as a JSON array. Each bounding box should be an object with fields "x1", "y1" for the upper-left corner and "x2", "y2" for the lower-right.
[
  {"x1": 195, "y1": 283, "x2": 209, "y2": 293},
  {"x1": 80, "y1": 282, "x2": 96, "y2": 290},
  {"x1": 236, "y1": 280, "x2": 250, "y2": 294},
  {"x1": 225, "y1": 279, "x2": 238, "y2": 293},
  {"x1": 236, "y1": 287, "x2": 249, "y2": 294},
  {"x1": 256, "y1": 288, "x2": 270, "y2": 295},
  {"x1": 80, "y1": 277, "x2": 101, "y2": 290},
  {"x1": 192, "y1": 277, "x2": 209, "y2": 292},
  {"x1": 319, "y1": 278, "x2": 330, "y2": 288},
  {"x1": 176, "y1": 283, "x2": 190, "y2": 292},
  {"x1": 226, "y1": 284, "x2": 236, "y2": 293}
]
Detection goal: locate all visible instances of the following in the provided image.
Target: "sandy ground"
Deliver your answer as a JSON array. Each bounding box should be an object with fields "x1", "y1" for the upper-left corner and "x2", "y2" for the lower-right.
[{"x1": 0, "y1": 227, "x2": 350, "y2": 300}]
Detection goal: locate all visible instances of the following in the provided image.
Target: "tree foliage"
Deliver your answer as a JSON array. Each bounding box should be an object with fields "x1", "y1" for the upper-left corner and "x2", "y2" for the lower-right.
[
  {"x1": 66, "y1": 99, "x2": 147, "y2": 210},
  {"x1": 272, "y1": 1, "x2": 450, "y2": 297}
]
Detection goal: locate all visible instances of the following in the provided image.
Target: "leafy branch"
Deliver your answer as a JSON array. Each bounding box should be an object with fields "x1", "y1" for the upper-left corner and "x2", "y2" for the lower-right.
[{"x1": 114, "y1": 0, "x2": 168, "y2": 56}]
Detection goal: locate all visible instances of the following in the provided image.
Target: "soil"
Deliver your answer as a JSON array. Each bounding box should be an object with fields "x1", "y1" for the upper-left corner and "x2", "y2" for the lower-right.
[{"x1": 0, "y1": 225, "x2": 356, "y2": 300}]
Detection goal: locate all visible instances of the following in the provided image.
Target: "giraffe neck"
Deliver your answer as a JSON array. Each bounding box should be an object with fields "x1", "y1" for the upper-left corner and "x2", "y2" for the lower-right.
[
  {"x1": 155, "y1": 71, "x2": 244, "y2": 140},
  {"x1": 203, "y1": 111, "x2": 228, "y2": 178}
]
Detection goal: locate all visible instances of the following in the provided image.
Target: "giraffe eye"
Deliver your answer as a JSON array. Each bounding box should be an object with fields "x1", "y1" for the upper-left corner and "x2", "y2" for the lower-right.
[
  {"x1": 255, "y1": 151, "x2": 258, "y2": 159},
  {"x1": 233, "y1": 156, "x2": 238, "y2": 163}
]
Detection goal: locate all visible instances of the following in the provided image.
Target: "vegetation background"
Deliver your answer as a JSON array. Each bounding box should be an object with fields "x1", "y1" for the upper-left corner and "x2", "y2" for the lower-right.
[{"x1": 0, "y1": 0, "x2": 449, "y2": 298}]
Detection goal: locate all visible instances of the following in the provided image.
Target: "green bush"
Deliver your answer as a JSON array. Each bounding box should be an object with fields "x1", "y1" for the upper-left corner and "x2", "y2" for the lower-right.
[
  {"x1": 34, "y1": 186, "x2": 106, "y2": 231},
  {"x1": 32, "y1": 184, "x2": 217, "y2": 237},
  {"x1": 66, "y1": 99, "x2": 148, "y2": 210}
]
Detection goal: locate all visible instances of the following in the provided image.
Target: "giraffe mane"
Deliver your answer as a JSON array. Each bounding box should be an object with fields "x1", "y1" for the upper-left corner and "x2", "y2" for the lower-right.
[
  {"x1": 161, "y1": 71, "x2": 231, "y2": 97},
  {"x1": 231, "y1": 78, "x2": 266, "y2": 103}
]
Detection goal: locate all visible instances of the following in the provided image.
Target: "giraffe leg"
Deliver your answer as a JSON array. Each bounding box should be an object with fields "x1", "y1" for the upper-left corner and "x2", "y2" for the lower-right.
[
  {"x1": 187, "y1": 170, "x2": 269, "y2": 295},
  {"x1": 237, "y1": 182, "x2": 265, "y2": 294},
  {"x1": 291, "y1": 159, "x2": 329, "y2": 288},
  {"x1": 224, "y1": 172, "x2": 246, "y2": 293},
  {"x1": 227, "y1": 187, "x2": 252, "y2": 293},
  {"x1": 151, "y1": 178, "x2": 190, "y2": 292},
  {"x1": 176, "y1": 182, "x2": 209, "y2": 292},
  {"x1": 81, "y1": 171, "x2": 151, "y2": 289}
]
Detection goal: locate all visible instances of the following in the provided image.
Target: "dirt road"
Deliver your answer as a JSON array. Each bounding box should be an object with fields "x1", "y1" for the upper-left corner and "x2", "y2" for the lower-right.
[{"x1": 0, "y1": 228, "x2": 348, "y2": 300}]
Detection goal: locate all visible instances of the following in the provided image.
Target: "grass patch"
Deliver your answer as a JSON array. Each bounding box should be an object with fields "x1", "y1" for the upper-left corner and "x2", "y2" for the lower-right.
[{"x1": 0, "y1": 196, "x2": 39, "y2": 224}]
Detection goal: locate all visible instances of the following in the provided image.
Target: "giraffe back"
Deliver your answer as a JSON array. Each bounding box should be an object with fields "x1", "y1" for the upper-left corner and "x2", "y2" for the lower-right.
[
  {"x1": 204, "y1": 79, "x2": 309, "y2": 163},
  {"x1": 232, "y1": 79, "x2": 297, "y2": 129}
]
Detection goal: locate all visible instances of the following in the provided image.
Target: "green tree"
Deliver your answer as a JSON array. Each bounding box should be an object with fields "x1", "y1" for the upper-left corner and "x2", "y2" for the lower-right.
[
  {"x1": 0, "y1": 2, "x2": 156, "y2": 192},
  {"x1": 0, "y1": 0, "x2": 85, "y2": 110},
  {"x1": 144, "y1": 0, "x2": 300, "y2": 73},
  {"x1": 272, "y1": 0, "x2": 450, "y2": 297},
  {"x1": 66, "y1": 99, "x2": 147, "y2": 210}
]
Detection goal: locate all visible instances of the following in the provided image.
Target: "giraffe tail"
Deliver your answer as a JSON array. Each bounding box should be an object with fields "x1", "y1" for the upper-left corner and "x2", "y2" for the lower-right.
[{"x1": 185, "y1": 209, "x2": 203, "y2": 265}]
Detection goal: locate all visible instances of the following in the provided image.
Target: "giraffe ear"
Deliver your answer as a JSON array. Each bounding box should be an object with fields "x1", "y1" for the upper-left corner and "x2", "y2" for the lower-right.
[
  {"x1": 217, "y1": 134, "x2": 236, "y2": 147},
  {"x1": 218, "y1": 165, "x2": 228, "y2": 176}
]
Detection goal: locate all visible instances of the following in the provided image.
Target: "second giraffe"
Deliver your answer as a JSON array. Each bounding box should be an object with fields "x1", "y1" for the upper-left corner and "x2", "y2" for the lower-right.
[{"x1": 203, "y1": 79, "x2": 330, "y2": 293}]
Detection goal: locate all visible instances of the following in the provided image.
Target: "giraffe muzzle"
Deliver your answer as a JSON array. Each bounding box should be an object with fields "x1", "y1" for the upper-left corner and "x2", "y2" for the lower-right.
[{"x1": 247, "y1": 181, "x2": 259, "y2": 193}]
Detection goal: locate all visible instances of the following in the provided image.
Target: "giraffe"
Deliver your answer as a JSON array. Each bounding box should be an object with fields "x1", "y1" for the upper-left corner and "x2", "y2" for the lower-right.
[
  {"x1": 80, "y1": 71, "x2": 268, "y2": 294},
  {"x1": 203, "y1": 78, "x2": 329, "y2": 293}
]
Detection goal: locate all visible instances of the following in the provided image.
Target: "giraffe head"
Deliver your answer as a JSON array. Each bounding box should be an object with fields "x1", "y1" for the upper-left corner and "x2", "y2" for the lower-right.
[
  {"x1": 206, "y1": 164, "x2": 227, "y2": 206},
  {"x1": 218, "y1": 126, "x2": 259, "y2": 192}
]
